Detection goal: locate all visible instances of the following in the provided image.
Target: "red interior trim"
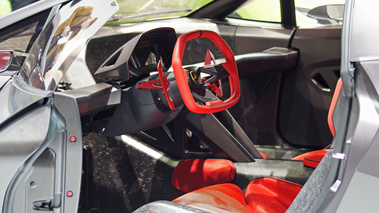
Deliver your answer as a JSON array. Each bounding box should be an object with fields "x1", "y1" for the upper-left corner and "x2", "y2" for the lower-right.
[
  {"x1": 137, "y1": 60, "x2": 176, "y2": 110},
  {"x1": 260, "y1": 152, "x2": 269, "y2": 159},
  {"x1": 328, "y1": 78, "x2": 343, "y2": 136}
]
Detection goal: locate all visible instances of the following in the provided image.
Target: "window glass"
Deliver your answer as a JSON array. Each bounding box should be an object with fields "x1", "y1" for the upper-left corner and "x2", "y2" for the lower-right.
[
  {"x1": 229, "y1": 0, "x2": 345, "y2": 27},
  {"x1": 229, "y1": 0, "x2": 281, "y2": 23},
  {"x1": 295, "y1": 0, "x2": 345, "y2": 27},
  {"x1": 0, "y1": 10, "x2": 50, "y2": 71},
  {"x1": 0, "y1": 22, "x2": 38, "y2": 71},
  {"x1": 0, "y1": 23, "x2": 37, "y2": 52},
  {"x1": 113, "y1": 0, "x2": 213, "y2": 23}
]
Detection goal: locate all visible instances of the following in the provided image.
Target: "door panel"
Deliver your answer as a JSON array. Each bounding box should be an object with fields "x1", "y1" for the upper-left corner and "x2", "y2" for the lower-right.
[
  {"x1": 0, "y1": 78, "x2": 83, "y2": 212},
  {"x1": 220, "y1": 21, "x2": 297, "y2": 147}
]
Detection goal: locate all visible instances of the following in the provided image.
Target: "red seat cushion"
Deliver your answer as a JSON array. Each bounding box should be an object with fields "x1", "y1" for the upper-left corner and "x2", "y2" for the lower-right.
[
  {"x1": 173, "y1": 183, "x2": 252, "y2": 213},
  {"x1": 291, "y1": 149, "x2": 329, "y2": 168},
  {"x1": 173, "y1": 177, "x2": 302, "y2": 213},
  {"x1": 172, "y1": 159, "x2": 236, "y2": 193},
  {"x1": 245, "y1": 177, "x2": 302, "y2": 213}
]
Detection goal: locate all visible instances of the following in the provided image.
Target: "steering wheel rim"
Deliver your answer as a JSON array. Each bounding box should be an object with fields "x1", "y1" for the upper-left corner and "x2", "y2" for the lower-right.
[{"x1": 172, "y1": 30, "x2": 240, "y2": 114}]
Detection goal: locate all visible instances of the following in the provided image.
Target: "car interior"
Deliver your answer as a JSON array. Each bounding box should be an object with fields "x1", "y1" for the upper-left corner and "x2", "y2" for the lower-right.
[
  {"x1": 74, "y1": 12, "x2": 341, "y2": 213},
  {"x1": 0, "y1": 0, "x2": 345, "y2": 212}
]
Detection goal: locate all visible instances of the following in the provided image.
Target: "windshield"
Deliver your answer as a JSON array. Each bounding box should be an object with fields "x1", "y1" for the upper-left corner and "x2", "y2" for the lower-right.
[
  {"x1": 109, "y1": 0, "x2": 213, "y2": 23},
  {"x1": 20, "y1": 0, "x2": 118, "y2": 91}
]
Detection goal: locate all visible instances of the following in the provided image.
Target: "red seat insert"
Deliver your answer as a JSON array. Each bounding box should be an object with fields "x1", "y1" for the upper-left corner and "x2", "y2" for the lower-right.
[{"x1": 172, "y1": 159, "x2": 236, "y2": 193}]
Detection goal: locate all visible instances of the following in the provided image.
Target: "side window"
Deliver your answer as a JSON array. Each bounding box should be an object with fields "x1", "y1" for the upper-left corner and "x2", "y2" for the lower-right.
[
  {"x1": 228, "y1": 0, "x2": 345, "y2": 27},
  {"x1": 0, "y1": 10, "x2": 50, "y2": 70},
  {"x1": 0, "y1": 23, "x2": 37, "y2": 53},
  {"x1": 295, "y1": 0, "x2": 345, "y2": 27},
  {"x1": 228, "y1": 0, "x2": 281, "y2": 23},
  {"x1": 0, "y1": 23, "x2": 38, "y2": 70}
]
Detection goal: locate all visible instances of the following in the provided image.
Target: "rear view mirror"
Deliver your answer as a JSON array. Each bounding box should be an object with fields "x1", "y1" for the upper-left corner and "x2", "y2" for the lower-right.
[
  {"x1": 308, "y1": 4, "x2": 344, "y2": 22},
  {"x1": 0, "y1": 50, "x2": 13, "y2": 72}
]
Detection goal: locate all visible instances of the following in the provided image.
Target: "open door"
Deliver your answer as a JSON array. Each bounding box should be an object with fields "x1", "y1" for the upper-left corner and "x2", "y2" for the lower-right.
[{"x1": 0, "y1": 0, "x2": 118, "y2": 212}]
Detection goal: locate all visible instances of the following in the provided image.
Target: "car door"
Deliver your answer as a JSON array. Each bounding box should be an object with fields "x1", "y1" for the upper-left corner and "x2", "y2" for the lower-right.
[{"x1": 0, "y1": 1, "x2": 117, "y2": 212}]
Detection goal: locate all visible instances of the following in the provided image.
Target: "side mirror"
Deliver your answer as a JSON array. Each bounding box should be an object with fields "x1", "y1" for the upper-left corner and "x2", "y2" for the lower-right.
[
  {"x1": 308, "y1": 4, "x2": 344, "y2": 22},
  {"x1": 0, "y1": 50, "x2": 13, "y2": 72}
]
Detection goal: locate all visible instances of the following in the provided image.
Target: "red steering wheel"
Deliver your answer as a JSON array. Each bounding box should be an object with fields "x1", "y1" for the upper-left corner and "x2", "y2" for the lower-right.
[{"x1": 172, "y1": 30, "x2": 240, "y2": 114}]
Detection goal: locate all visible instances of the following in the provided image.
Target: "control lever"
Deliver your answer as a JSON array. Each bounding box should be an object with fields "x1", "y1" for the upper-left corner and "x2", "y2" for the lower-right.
[{"x1": 137, "y1": 60, "x2": 176, "y2": 110}]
